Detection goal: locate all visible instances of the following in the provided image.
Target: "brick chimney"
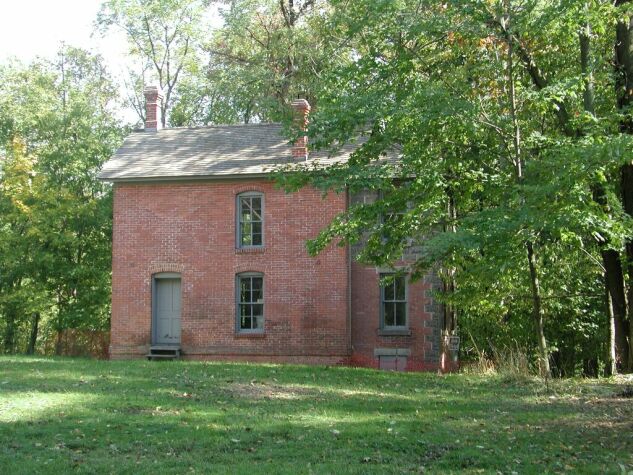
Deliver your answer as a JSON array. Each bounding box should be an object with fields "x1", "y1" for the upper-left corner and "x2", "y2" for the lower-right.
[
  {"x1": 144, "y1": 86, "x2": 164, "y2": 131},
  {"x1": 291, "y1": 99, "x2": 310, "y2": 159}
]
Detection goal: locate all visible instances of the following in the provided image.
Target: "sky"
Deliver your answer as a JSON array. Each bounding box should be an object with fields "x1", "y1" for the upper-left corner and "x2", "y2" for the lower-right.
[{"x1": 0, "y1": 0, "x2": 129, "y2": 70}]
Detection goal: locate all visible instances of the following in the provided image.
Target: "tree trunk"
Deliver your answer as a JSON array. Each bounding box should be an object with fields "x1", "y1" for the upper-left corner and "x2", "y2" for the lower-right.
[
  {"x1": 526, "y1": 241, "x2": 550, "y2": 377},
  {"x1": 581, "y1": 21, "x2": 624, "y2": 372},
  {"x1": 604, "y1": 274, "x2": 617, "y2": 376},
  {"x1": 601, "y1": 248, "x2": 630, "y2": 369},
  {"x1": 503, "y1": 0, "x2": 550, "y2": 377},
  {"x1": 443, "y1": 188, "x2": 458, "y2": 335},
  {"x1": 592, "y1": 175, "x2": 629, "y2": 370},
  {"x1": 614, "y1": 6, "x2": 633, "y2": 372},
  {"x1": 55, "y1": 330, "x2": 63, "y2": 356},
  {"x1": 579, "y1": 22, "x2": 595, "y2": 116},
  {"x1": 439, "y1": 186, "x2": 458, "y2": 371},
  {"x1": 623, "y1": 165, "x2": 633, "y2": 371},
  {"x1": 26, "y1": 312, "x2": 40, "y2": 355},
  {"x1": 590, "y1": 142, "x2": 629, "y2": 370},
  {"x1": 582, "y1": 358, "x2": 598, "y2": 378},
  {"x1": 2, "y1": 308, "x2": 17, "y2": 354}
]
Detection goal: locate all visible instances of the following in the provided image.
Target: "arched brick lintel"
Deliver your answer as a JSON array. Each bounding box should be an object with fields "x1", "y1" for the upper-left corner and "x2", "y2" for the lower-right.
[
  {"x1": 149, "y1": 262, "x2": 185, "y2": 275},
  {"x1": 234, "y1": 265, "x2": 265, "y2": 275},
  {"x1": 233, "y1": 185, "x2": 265, "y2": 195}
]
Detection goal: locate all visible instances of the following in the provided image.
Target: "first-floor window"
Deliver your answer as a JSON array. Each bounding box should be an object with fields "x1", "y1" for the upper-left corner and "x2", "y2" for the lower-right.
[
  {"x1": 237, "y1": 273, "x2": 264, "y2": 332},
  {"x1": 380, "y1": 274, "x2": 407, "y2": 328}
]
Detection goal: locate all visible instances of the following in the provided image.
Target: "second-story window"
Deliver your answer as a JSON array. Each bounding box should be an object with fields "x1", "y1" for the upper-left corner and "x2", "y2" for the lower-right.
[{"x1": 237, "y1": 192, "x2": 263, "y2": 247}]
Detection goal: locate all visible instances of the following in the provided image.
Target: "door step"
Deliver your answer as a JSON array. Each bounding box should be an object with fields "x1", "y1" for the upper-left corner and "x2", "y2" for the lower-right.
[{"x1": 147, "y1": 346, "x2": 181, "y2": 361}]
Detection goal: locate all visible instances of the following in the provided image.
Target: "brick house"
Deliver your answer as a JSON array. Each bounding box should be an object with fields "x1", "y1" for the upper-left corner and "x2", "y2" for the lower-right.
[{"x1": 98, "y1": 87, "x2": 447, "y2": 371}]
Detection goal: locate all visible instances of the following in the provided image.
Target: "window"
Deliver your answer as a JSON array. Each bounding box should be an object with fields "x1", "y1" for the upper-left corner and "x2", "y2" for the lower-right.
[
  {"x1": 236, "y1": 273, "x2": 264, "y2": 332},
  {"x1": 378, "y1": 190, "x2": 415, "y2": 246},
  {"x1": 237, "y1": 193, "x2": 263, "y2": 247},
  {"x1": 379, "y1": 355, "x2": 407, "y2": 371},
  {"x1": 380, "y1": 274, "x2": 407, "y2": 328}
]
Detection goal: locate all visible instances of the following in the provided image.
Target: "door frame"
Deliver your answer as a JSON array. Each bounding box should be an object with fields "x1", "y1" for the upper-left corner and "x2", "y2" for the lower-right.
[{"x1": 151, "y1": 272, "x2": 182, "y2": 346}]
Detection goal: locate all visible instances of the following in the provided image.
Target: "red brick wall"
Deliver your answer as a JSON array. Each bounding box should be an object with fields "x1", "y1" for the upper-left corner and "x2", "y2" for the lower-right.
[
  {"x1": 349, "y1": 262, "x2": 442, "y2": 371},
  {"x1": 110, "y1": 180, "x2": 350, "y2": 363}
]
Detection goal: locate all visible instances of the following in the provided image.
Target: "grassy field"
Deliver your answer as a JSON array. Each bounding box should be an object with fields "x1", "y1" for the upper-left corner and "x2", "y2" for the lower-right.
[{"x1": 0, "y1": 357, "x2": 631, "y2": 474}]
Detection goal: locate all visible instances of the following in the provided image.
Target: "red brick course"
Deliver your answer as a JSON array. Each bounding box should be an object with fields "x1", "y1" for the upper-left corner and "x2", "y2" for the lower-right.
[
  {"x1": 110, "y1": 179, "x2": 443, "y2": 371},
  {"x1": 111, "y1": 180, "x2": 350, "y2": 363},
  {"x1": 349, "y1": 263, "x2": 441, "y2": 371}
]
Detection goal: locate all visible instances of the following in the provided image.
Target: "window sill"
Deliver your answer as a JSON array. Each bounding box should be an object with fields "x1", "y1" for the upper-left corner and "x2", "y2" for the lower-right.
[
  {"x1": 236, "y1": 247, "x2": 266, "y2": 255},
  {"x1": 235, "y1": 332, "x2": 266, "y2": 338},
  {"x1": 378, "y1": 329, "x2": 411, "y2": 337}
]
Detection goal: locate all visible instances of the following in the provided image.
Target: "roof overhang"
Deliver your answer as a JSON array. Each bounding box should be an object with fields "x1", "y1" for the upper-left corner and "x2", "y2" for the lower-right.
[{"x1": 99, "y1": 172, "x2": 273, "y2": 184}]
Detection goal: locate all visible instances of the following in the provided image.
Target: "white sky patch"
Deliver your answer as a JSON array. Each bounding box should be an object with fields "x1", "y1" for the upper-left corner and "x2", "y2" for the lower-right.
[{"x1": 0, "y1": 0, "x2": 128, "y2": 69}]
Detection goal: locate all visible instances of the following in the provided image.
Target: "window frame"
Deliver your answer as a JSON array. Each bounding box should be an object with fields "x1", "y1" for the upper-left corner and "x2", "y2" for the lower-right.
[
  {"x1": 236, "y1": 192, "x2": 264, "y2": 249},
  {"x1": 379, "y1": 273, "x2": 408, "y2": 330},
  {"x1": 235, "y1": 272, "x2": 265, "y2": 333}
]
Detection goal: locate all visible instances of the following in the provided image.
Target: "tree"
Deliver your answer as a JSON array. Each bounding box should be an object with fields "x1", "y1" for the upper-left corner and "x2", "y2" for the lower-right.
[
  {"x1": 209, "y1": 0, "x2": 343, "y2": 122},
  {"x1": 0, "y1": 47, "x2": 124, "y2": 354},
  {"x1": 97, "y1": 0, "x2": 209, "y2": 127},
  {"x1": 276, "y1": 0, "x2": 633, "y2": 375}
]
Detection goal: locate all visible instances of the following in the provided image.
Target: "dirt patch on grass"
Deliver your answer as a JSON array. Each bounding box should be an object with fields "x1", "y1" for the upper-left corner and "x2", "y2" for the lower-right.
[{"x1": 226, "y1": 381, "x2": 316, "y2": 400}]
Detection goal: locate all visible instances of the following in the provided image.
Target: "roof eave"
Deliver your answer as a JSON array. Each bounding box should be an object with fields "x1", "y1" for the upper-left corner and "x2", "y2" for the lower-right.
[{"x1": 98, "y1": 172, "x2": 273, "y2": 183}]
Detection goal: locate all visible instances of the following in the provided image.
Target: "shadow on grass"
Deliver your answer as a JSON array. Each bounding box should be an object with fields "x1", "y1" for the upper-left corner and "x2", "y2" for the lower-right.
[{"x1": 1, "y1": 356, "x2": 632, "y2": 474}]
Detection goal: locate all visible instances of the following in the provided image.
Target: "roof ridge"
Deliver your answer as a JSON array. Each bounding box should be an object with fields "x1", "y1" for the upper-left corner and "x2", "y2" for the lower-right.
[{"x1": 132, "y1": 122, "x2": 282, "y2": 133}]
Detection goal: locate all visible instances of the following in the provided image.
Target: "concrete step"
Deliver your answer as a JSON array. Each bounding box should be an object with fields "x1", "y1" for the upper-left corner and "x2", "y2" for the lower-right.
[{"x1": 147, "y1": 346, "x2": 181, "y2": 361}]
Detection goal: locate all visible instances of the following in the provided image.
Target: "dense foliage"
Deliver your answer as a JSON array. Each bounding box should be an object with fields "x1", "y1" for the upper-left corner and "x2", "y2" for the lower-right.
[
  {"x1": 276, "y1": 0, "x2": 633, "y2": 376},
  {"x1": 0, "y1": 47, "x2": 124, "y2": 354}
]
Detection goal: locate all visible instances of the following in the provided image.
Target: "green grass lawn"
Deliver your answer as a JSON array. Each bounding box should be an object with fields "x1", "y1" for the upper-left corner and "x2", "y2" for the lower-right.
[{"x1": 0, "y1": 357, "x2": 631, "y2": 474}]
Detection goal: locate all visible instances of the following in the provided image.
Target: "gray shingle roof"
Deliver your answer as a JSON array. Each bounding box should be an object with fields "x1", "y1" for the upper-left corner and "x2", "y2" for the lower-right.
[{"x1": 98, "y1": 123, "x2": 353, "y2": 181}]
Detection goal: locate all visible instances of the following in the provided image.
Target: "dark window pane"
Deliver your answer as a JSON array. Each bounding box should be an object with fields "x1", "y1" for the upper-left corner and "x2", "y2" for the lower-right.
[
  {"x1": 395, "y1": 277, "x2": 406, "y2": 300},
  {"x1": 240, "y1": 280, "x2": 250, "y2": 301},
  {"x1": 251, "y1": 198, "x2": 262, "y2": 219},
  {"x1": 395, "y1": 303, "x2": 407, "y2": 326},
  {"x1": 240, "y1": 303, "x2": 250, "y2": 317},
  {"x1": 252, "y1": 233, "x2": 262, "y2": 246},
  {"x1": 252, "y1": 304, "x2": 263, "y2": 317},
  {"x1": 252, "y1": 222, "x2": 262, "y2": 235},
  {"x1": 241, "y1": 316, "x2": 252, "y2": 329},
  {"x1": 384, "y1": 303, "x2": 395, "y2": 326},
  {"x1": 383, "y1": 280, "x2": 394, "y2": 301},
  {"x1": 241, "y1": 198, "x2": 252, "y2": 220},
  {"x1": 251, "y1": 286, "x2": 264, "y2": 302},
  {"x1": 240, "y1": 224, "x2": 252, "y2": 245}
]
